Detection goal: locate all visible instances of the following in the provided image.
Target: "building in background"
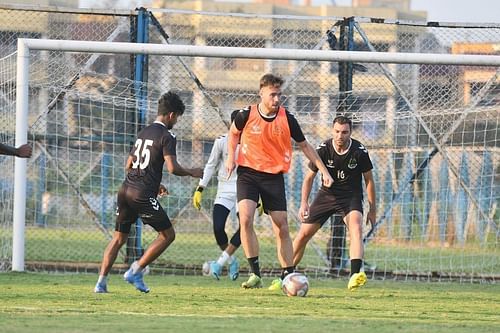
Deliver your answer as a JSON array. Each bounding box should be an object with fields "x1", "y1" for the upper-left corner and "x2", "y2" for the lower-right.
[{"x1": 148, "y1": 0, "x2": 428, "y2": 139}]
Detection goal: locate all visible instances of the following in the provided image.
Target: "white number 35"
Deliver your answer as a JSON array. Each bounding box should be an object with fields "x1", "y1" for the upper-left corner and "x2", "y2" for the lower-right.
[{"x1": 131, "y1": 139, "x2": 153, "y2": 169}]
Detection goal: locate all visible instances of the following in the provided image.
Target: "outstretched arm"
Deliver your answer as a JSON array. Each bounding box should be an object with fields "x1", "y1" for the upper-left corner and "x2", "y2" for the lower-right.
[
  {"x1": 0, "y1": 143, "x2": 32, "y2": 158},
  {"x1": 164, "y1": 155, "x2": 203, "y2": 178},
  {"x1": 297, "y1": 140, "x2": 333, "y2": 188}
]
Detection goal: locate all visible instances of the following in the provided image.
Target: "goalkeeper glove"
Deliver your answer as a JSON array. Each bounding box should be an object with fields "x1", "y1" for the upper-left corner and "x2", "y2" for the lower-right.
[
  {"x1": 257, "y1": 197, "x2": 264, "y2": 216},
  {"x1": 193, "y1": 186, "x2": 203, "y2": 210}
]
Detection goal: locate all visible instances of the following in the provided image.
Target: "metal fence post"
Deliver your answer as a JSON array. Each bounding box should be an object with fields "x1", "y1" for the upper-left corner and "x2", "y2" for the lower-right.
[{"x1": 126, "y1": 7, "x2": 150, "y2": 265}]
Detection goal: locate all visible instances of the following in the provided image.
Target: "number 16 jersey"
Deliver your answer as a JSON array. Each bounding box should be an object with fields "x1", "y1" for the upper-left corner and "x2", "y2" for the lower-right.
[{"x1": 308, "y1": 138, "x2": 373, "y2": 199}]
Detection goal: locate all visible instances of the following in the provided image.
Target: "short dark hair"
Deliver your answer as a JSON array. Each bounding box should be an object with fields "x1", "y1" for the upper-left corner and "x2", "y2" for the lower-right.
[
  {"x1": 157, "y1": 91, "x2": 185, "y2": 116},
  {"x1": 259, "y1": 73, "x2": 284, "y2": 89},
  {"x1": 333, "y1": 115, "x2": 352, "y2": 131}
]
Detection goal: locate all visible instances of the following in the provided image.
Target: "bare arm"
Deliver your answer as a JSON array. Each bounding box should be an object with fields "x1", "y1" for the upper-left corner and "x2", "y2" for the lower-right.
[
  {"x1": 164, "y1": 155, "x2": 203, "y2": 178},
  {"x1": 363, "y1": 170, "x2": 376, "y2": 225},
  {"x1": 224, "y1": 123, "x2": 241, "y2": 179},
  {"x1": 0, "y1": 143, "x2": 32, "y2": 158},
  {"x1": 299, "y1": 168, "x2": 317, "y2": 221},
  {"x1": 297, "y1": 140, "x2": 333, "y2": 188}
]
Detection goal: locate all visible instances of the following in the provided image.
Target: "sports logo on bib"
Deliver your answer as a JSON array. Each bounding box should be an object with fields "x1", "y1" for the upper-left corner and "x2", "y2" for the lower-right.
[{"x1": 250, "y1": 124, "x2": 261, "y2": 134}]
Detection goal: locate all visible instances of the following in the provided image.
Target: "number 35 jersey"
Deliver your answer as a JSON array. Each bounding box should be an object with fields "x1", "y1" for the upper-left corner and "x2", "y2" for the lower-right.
[
  {"x1": 308, "y1": 138, "x2": 373, "y2": 198},
  {"x1": 125, "y1": 121, "x2": 177, "y2": 193}
]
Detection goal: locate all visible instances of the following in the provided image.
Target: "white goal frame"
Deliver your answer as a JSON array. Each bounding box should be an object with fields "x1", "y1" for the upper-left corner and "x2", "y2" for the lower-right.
[{"x1": 13, "y1": 38, "x2": 500, "y2": 271}]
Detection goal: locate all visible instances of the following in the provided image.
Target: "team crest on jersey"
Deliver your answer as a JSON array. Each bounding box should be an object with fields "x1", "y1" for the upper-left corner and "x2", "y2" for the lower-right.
[
  {"x1": 272, "y1": 125, "x2": 284, "y2": 136},
  {"x1": 250, "y1": 124, "x2": 261, "y2": 134},
  {"x1": 347, "y1": 157, "x2": 358, "y2": 169},
  {"x1": 327, "y1": 159, "x2": 335, "y2": 168}
]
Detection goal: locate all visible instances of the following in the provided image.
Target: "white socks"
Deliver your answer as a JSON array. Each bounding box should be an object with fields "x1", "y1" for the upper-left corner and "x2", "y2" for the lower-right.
[
  {"x1": 97, "y1": 275, "x2": 107, "y2": 284},
  {"x1": 217, "y1": 251, "x2": 234, "y2": 266},
  {"x1": 131, "y1": 261, "x2": 143, "y2": 274}
]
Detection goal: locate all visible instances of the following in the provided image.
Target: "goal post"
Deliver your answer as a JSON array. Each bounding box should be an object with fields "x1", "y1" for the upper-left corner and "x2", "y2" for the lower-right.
[
  {"x1": 11, "y1": 37, "x2": 499, "y2": 281},
  {"x1": 12, "y1": 40, "x2": 29, "y2": 272}
]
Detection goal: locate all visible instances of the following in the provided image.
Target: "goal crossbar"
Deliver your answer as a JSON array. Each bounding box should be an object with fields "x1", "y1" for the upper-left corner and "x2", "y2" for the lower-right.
[{"x1": 18, "y1": 38, "x2": 500, "y2": 66}]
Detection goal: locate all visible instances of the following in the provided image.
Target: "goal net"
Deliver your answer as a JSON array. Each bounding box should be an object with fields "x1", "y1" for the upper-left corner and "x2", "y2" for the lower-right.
[{"x1": 2, "y1": 14, "x2": 499, "y2": 282}]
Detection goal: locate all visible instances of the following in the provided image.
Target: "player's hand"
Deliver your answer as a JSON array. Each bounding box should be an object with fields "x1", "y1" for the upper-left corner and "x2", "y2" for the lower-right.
[
  {"x1": 299, "y1": 204, "x2": 310, "y2": 222},
  {"x1": 158, "y1": 184, "x2": 169, "y2": 198},
  {"x1": 225, "y1": 158, "x2": 235, "y2": 180},
  {"x1": 16, "y1": 143, "x2": 32, "y2": 158},
  {"x1": 321, "y1": 172, "x2": 333, "y2": 188},
  {"x1": 193, "y1": 186, "x2": 203, "y2": 210},
  {"x1": 190, "y1": 168, "x2": 204, "y2": 178},
  {"x1": 366, "y1": 209, "x2": 376, "y2": 227},
  {"x1": 257, "y1": 198, "x2": 264, "y2": 216}
]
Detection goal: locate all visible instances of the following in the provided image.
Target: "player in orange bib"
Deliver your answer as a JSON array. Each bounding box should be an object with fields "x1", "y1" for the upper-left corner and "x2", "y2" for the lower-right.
[{"x1": 225, "y1": 73, "x2": 333, "y2": 290}]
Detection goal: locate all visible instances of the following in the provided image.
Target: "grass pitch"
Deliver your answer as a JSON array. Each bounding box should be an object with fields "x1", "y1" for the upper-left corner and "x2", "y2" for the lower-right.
[{"x1": 0, "y1": 272, "x2": 498, "y2": 333}]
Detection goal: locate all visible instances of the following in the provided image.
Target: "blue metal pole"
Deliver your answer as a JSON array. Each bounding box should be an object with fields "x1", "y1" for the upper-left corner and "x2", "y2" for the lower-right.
[
  {"x1": 438, "y1": 160, "x2": 449, "y2": 243},
  {"x1": 36, "y1": 153, "x2": 46, "y2": 227},
  {"x1": 455, "y1": 153, "x2": 469, "y2": 246},
  {"x1": 476, "y1": 151, "x2": 493, "y2": 244},
  {"x1": 133, "y1": 7, "x2": 149, "y2": 259},
  {"x1": 101, "y1": 152, "x2": 110, "y2": 228}
]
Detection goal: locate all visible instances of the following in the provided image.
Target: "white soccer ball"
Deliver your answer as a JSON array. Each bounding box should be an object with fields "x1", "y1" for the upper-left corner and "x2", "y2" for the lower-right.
[
  {"x1": 282, "y1": 272, "x2": 309, "y2": 297},
  {"x1": 202, "y1": 261, "x2": 213, "y2": 276}
]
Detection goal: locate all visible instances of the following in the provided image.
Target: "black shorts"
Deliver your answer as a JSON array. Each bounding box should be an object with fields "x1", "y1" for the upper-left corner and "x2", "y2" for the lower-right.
[
  {"x1": 115, "y1": 184, "x2": 172, "y2": 233},
  {"x1": 304, "y1": 188, "x2": 363, "y2": 227},
  {"x1": 237, "y1": 166, "x2": 287, "y2": 212}
]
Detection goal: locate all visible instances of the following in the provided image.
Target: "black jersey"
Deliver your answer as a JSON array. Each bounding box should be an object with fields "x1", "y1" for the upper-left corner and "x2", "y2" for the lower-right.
[
  {"x1": 308, "y1": 138, "x2": 373, "y2": 198},
  {"x1": 233, "y1": 106, "x2": 306, "y2": 143},
  {"x1": 124, "y1": 121, "x2": 177, "y2": 193}
]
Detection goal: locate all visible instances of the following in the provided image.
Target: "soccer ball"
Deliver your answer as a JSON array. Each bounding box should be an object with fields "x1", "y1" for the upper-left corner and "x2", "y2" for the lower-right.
[
  {"x1": 282, "y1": 272, "x2": 309, "y2": 297},
  {"x1": 202, "y1": 261, "x2": 213, "y2": 276}
]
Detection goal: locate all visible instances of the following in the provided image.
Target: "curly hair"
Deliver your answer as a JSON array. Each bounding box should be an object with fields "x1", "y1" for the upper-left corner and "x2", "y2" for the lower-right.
[{"x1": 157, "y1": 91, "x2": 185, "y2": 116}]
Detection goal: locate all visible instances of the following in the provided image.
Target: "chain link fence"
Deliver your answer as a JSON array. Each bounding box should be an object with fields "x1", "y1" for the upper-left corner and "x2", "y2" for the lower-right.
[{"x1": 1, "y1": 6, "x2": 499, "y2": 281}]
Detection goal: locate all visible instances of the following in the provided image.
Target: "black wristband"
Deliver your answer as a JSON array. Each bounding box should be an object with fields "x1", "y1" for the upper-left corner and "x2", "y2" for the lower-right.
[{"x1": 196, "y1": 186, "x2": 204, "y2": 192}]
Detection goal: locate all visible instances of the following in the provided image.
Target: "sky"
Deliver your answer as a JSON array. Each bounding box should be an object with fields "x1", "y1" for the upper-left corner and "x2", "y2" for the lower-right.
[
  {"x1": 78, "y1": 0, "x2": 500, "y2": 24},
  {"x1": 319, "y1": 0, "x2": 500, "y2": 23}
]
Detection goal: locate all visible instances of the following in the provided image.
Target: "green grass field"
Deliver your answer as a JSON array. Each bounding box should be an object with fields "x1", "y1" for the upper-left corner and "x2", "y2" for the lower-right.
[{"x1": 0, "y1": 272, "x2": 498, "y2": 333}]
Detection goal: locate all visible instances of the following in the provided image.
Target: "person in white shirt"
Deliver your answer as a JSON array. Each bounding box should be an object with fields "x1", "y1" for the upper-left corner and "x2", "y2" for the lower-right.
[{"x1": 193, "y1": 110, "x2": 263, "y2": 281}]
